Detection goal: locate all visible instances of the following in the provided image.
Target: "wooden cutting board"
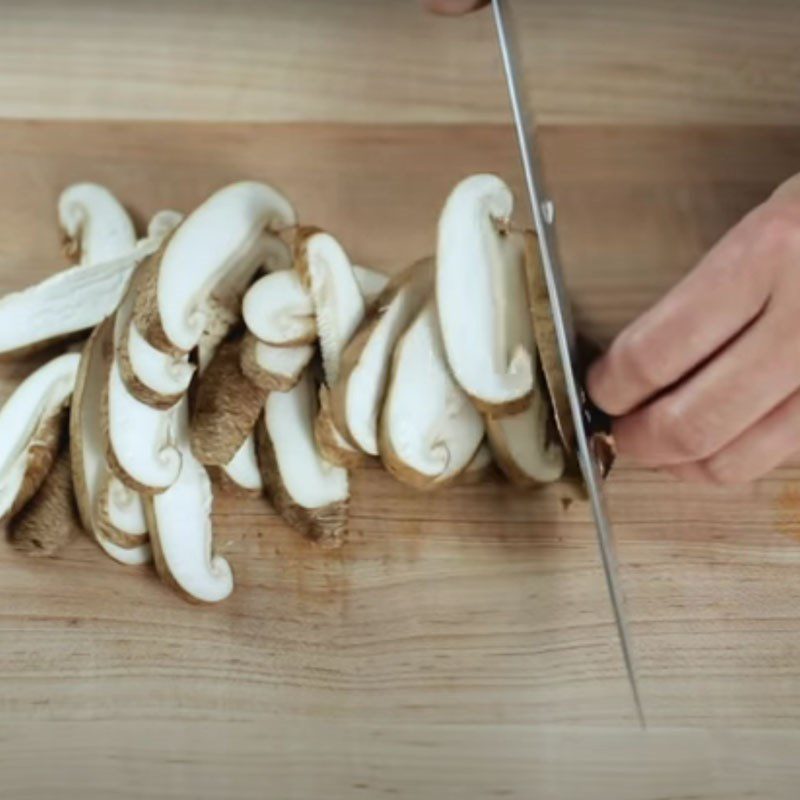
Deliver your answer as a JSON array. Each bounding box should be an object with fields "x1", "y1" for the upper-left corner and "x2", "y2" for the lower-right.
[{"x1": 1, "y1": 121, "x2": 800, "y2": 799}]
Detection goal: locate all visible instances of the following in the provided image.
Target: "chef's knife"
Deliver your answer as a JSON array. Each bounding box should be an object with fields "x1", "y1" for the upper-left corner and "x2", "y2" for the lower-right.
[{"x1": 491, "y1": 0, "x2": 645, "y2": 727}]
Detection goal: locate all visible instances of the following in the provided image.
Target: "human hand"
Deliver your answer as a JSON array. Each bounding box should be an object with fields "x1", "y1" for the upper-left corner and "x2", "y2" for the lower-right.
[
  {"x1": 587, "y1": 174, "x2": 800, "y2": 484},
  {"x1": 421, "y1": 0, "x2": 489, "y2": 15}
]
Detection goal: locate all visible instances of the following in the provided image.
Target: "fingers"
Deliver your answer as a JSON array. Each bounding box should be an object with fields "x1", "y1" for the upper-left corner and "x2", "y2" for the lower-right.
[
  {"x1": 612, "y1": 306, "x2": 800, "y2": 467},
  {"x1": 422, "y1": 0, "x2": 489, "y2": 14},
  {"x1": 587, "y1": 205, "x2": 775, "y2": 416},
  {"x1": 770, "y1": 172, "x2": 800, "y2": 205},
  {"x1": 587, "y1": 171, "x2": 800, "y2": 484},
  {"x1": 665, "y1": 388, "x2": 800, "y2": 484}
]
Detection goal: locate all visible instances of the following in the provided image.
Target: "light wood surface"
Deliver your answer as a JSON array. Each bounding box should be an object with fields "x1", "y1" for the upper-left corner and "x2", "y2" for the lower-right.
[
  {"x1": 1, "y1": 0, "x2": 799, "y2": 125},
  {"x1": 1, "y1": 121, "x2": 800, "y2": 798}
]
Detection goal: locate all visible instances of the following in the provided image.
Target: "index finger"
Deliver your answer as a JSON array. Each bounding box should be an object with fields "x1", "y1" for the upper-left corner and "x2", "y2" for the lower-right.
[{"x1": 587, "y1": 204, "x2": 775, "y2": 416}]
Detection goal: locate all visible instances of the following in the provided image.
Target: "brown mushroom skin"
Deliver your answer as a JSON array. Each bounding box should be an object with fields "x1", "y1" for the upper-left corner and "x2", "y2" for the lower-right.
[
  {"x1": 255, "y1": 411, "x2": 348, "y2": 549},
  {"x1": 131, "y1": 238, "x2": 185, "y2": 357},
  {"x1": 206, "y1": 465, "x2": 262, "y2": 499},
  {"x1": 10, "y1": 447, "x2": 82, "y2": 557},
  {"x1": 190, "y1": 335, "x2": 268, "y2": 467},
  {"x1": 3, "y1": 406, "x2": 68, "y2": 524},
  {"x1": 314, "y1": 386, "x2": 371, "y2": 470},
  {"x1": 523, "y1": 230, "x2": 616, "y2": 486}
]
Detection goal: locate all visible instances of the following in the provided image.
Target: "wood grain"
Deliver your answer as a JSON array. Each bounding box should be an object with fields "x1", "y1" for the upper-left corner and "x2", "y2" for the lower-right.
[
  {"x1": 1, "y1": 121, "x2": 800, "y2": 797},
  {"x1": 2, "y1": 721, "x2": 800, "y2": 800},
  {"x1": 0, "y1": 0, "x2": 799, "y2": 125}
]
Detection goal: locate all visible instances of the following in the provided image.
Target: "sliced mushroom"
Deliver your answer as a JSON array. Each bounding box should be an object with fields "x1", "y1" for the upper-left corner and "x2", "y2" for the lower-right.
[
  {"x1": 191, "y1": 336, "x2": 267, "y2": 466},
  {"x1": 58, "y1": 182, "x2": 137, "y2": 266},
  {"x1": 214, "y1": 231, "x2": 292, "y2": 313},
  {"x1": 147, "y1": 210, "x2": 184, "y2": 242},
  {"x1": 213, "y1": 433, "x2": 263, "y2": 496},
  {"x1": 145, "y1": 397, "x2": 233, "y2": 603},
  {"x1": 455, "y1": 441, "x2": 495, "y2": 486},
  {"x1": 0, "y1": 234, "x2": 165, "y2": 359},
  {"x1": 115, "y1": 280, "x2": 194, "y2": 409},
  {"x1": 104, "y1": 350, "x2": 181, "y2": 495},
  {"x1": 522, "y1": 229, "x2": 575, "y2": 452},
  {"x1": 239, "y1": 261, "x2": 386, "y2": 392},
  {"x1": 117, "y1": 320, "x2": 194, "y2": 409},
  {"x1": 293, "y1": 229, "x2": 370, "y2": 463},
  {"x1": 10, "y1": 448, "x2": 82, "y2": 557},
  {"x1": 70, "y1": 318, "x2": 150, "y2": 559},
  {"x1": 314, "y1": 385, "x2": 369, "y2": 469},
  {"x1": 353, "y1": 265, "x2": 390, "y2": 306},
  {"x1": 133, "y1": 181, "x2": 296, "y2": 356},
  {"x1": 242, "y1": 268, "x2": 316, "y2": 347},
  {"x1": 379, "y1": 301, "x2": 485, "y2": 490},
  {"x1": 113, "y1": 211, "x2": 194, "y2": 408},
  {"x1": 0, "y1": 209, "x2": 175, "y2": 360},
  {"x1": 96, "y1": 536, "x2": 152, "y2": 567},
  {"x1": 330, "y1": 257, "x2": 434, "y2": 456},
  {"x1": 294, "y1": 227, "x2": 365, "y2": 385},
  {"x1": 197, "y1": 232, "x2": 292, "y2": 372},
  {"x1": 437, "y1": 174, "x2": 535, "y2": 415},
  {"x1": 95, "y1": 472, "x2": 149, "y2": 548},
  {"x1": 0, "y1": 353, "x2": 79, "y2": 521},
  {"x1": 256, "y1": 371, "x2": 348, "y2": 547},
  {"x1": 486, "y1": 384, "x2": 565, "y2": 487},
  {"x1": 105, "y1": 221, "x2": 192, "y2": 494},
  {"x1": 240, "y1": 332, "x2": 313, "y2": 393}
]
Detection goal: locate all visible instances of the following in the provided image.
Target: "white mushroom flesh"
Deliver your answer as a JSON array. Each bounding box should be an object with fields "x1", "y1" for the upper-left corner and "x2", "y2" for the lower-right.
[
  {"x1": 353, "y1": 265, "x2": 390, "y2": 305},
  {"x1": 242, "y1": 269, "x2": 316, "y2": 346},
  {"x1": 266, "y1": 372, "x2": 348, "y2": 509},
  {"x1": 300, "y1": 231, "x2": 365, "y2": 384},
  {"x1": 97, "y1": 536, "x2": 152, "y2": 566},
  {"x1": 0, "y1": 237, "x2": 160, "y2": 356},
  {"x1": 106, "y1": 356, "x2": 181, "y2": 491},
  {"x1": 0, "y1": 353, "x2": 79, "y2": 516},
  {"x1": 213, "y1": 231, "x2": 292, "y2": 310},
  {"x1": 100, "y1": 475, "x2": 148, "y2": 536},
  {"x1": 156, "y1": 181, "x2": 296, "y2": 352},
  {"x1": 382, "y1": 302, "x2": 484, "y2": 483},
  {"x1": 72, "y1": 320, "x2": 149, "y2": 545},
  {"x1": 118, "y1": 290, "x2": 192, "y2": 402},
  {"x1": 222, "y1": 433, "x2": 263, "y2": 492},
  {"x1": 340, "y1": 260, "x2": 432, "y2": 455},
  {"x1": 251, "y1": 340, "x2": 314, "y2": 384},
  {"x1": 436, "y1": 174, "x2": 534, "y2": 410},
  {"x1": 486, "y1": 387, "x2": 565, "y2": 484},
  {"x1": 147, "y1": 398, "x2": 233, "y2": 603},
  {"x1": 58, "y1": 183, "x2": 137, "y2": 266}
]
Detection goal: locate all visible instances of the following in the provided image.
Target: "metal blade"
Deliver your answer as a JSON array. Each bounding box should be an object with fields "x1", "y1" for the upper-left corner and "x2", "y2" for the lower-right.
[{"x1": 491, "y1": 0, "x2": 645, "y2": 728}]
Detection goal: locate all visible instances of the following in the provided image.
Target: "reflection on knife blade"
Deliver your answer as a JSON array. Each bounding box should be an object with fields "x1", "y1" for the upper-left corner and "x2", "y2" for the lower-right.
[{"x1": 491, "y1": 0, "x2": 645, "y2": 727}]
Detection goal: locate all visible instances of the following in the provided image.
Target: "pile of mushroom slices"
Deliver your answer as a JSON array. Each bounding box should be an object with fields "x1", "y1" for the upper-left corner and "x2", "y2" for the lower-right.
[{"x1": 0, "y1": 174, "x2": 574, "y2": 604}]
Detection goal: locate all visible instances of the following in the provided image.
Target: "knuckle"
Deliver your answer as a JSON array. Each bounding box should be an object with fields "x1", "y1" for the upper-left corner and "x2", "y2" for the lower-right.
[{"x1": 651, "y1": 401, "x2": 716, "y2": 460}]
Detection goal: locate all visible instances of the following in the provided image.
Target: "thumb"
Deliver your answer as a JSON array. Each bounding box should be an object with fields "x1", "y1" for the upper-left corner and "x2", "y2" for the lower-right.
[{"x1": 422, "y1": 0, "x2": 490, "y2": 15}]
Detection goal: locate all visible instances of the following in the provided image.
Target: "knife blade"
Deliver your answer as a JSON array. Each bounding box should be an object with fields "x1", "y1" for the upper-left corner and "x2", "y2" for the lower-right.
[{"x1": 490, "y1": 0, "x2": 645, "y2": 728}]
